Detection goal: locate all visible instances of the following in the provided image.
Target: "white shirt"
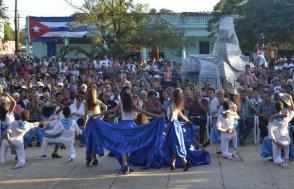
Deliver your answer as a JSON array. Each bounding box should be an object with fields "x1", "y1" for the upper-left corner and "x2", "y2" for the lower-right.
[
  {"x1": 100, "y1": 59, "x2": 111, "y2": 67},
  {"x1": 45, "y1": 119, "x2": 82, "y2": 145},
  {"x1": 216, "y1": 112, "x2": 239, "y2": 131},
  {"x1": 70, "y1": 100, "x2": 86, "y2": 121},
  {"x1": 93, "y1": 60, "x2": 101, "y2": 69},
  {"x1": 274, "y1": 65, "x2": 283, "y2": 71},
  {"x1": 7, "y1": 121, "x2": 39, "y2": 141},
  {"x1": 208, "y1": 97, "x2": 219, "y2": 118},
  {"x1": 269, "y1": 109, "x2": 294, "y2": 145}
]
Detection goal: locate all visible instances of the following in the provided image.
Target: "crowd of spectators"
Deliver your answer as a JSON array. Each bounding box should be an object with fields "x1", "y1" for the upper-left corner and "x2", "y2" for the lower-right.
[{"x1": 0, "y1": 54, "x2": 294, "y2": 147}]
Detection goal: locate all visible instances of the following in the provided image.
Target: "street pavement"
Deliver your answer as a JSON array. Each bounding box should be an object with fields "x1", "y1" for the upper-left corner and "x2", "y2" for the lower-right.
[{"x1": 0, "y1": 144, "x2": 293, "y2": 189}]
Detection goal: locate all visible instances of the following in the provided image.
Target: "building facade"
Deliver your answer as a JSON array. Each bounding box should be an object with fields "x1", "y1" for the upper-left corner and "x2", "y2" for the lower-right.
[{"x1": 27, "y1": 12, "x2": 216, "y2": 62}]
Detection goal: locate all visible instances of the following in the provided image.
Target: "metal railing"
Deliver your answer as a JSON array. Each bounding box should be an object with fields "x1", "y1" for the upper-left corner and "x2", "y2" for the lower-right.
[
  {"x1": 203, "y1": 115, "x2": 260, "y2": 144},
  {"x1": 182, "y1": 74, "x2": 238, "y2": 88}
]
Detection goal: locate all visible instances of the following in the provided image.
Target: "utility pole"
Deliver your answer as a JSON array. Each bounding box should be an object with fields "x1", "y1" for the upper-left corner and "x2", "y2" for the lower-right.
[
  {"x1": 14, "y1": 0, "x2": 18, "y2": 55},
  {"x1": 18, "y1": 13, "x2": 20, "y2": 43}
]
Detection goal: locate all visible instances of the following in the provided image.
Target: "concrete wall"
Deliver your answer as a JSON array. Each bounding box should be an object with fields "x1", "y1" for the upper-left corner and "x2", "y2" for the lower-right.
[
  {"x1": 32, "y1": 42, "x2": 47, "y2": 57},
  {"x1": 32, "y1": 42, "x2": 92, "y2": 58}
]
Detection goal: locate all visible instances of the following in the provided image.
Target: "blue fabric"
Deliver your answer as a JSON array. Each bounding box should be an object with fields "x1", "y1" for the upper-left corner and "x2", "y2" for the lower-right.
[
  {"x1": 82, "y1": 118, "x2": 165, "y2": 157},
  {"x1": 83, "y1": 117, "x2": 211, "y2": 169},
  {"x1": 37, "y1": 114, "x2": 60, "y2": 145},
  {"x1": 47, "y1": 41, "x2": 56, "y2": 57},
  {"x1": 24, "y1": 129, "x2": 34, "y2": 148},
  {"x1": 210, "y1": 126, "x2": 221, "y2": 143},
  {"x1": 130, "y1": 121, "x2": 211, "y2": 168},
  {"x1": 81, "y1": 118, "x2": 104, "y2": 158},
  {"x1": 1, "y1": 122, "x2": 9, "y2": 140},
  {"x1": 229, "y1": 120, "x2": 240, "y2": 148},
  {"x1": 17, "y1": 120, "x2": 25, "y2": 129},
  {"x1": 61, "y1": 118, "x2": 74, "y2": 130},
  {"x1": 29, "y1": 16, "x2": 88, "y2": 42},
  {"x1": 210, "y1": 117, "x2": 220, "y2": 143},
  {"x1": 43, "y1": 132, "x2": 62, "y2": 139},
  {"x1": 167, "y1": 120, "x2": 187, "y2": 158}
]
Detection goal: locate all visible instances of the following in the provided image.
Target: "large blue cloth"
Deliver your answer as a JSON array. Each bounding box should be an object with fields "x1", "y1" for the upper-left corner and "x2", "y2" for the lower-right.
[
  {"x1": 131, "y1": 121, "x2": 211, "y2": 168},
  {"x1": 167, "y1": 120, "x2": 187, "y2": 158},
  {"x1": 81, "y1": 118, "x2": 104, "y2": 158},
  {"x1": 82, "y1": 118, "x2": 211, "y2": 169},
  {"x1": 82, "y1": 118, "x2": 165, "y2": 157}
]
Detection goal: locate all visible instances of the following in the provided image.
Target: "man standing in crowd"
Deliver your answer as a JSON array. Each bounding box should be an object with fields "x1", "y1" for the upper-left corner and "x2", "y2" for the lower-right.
[
  {"x1": 238, "y1": 90, "x2": 255, "y2": 146},
  {"x1": 237, "y1": 65, "x2": 258, "y2": 87},
  {"x1": 186, "y1": 89, "x2": 209, "y2": 144},
  {"x1": 255, "y1": 91, "x2": 275, "y2": 141}
]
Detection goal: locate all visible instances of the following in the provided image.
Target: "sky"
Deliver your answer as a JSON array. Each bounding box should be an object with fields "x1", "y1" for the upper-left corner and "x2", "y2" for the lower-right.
[{"x1": 3, "y1": 0, "x2": 220, "y2": 29}]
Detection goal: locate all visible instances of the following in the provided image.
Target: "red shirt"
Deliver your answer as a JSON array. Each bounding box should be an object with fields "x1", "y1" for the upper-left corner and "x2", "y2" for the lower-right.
[{"x1": 186, "y1": 98, "x2": 208, "y2": 117}]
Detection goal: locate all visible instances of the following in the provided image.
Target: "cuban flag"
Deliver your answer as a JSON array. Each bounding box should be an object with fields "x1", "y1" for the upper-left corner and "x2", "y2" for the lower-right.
[{"x1": 28, "y1": 16, "x2": 88, "y2": 42}]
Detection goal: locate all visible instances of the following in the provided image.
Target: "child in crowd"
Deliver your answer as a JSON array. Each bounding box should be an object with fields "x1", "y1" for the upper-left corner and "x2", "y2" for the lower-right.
[{"x1": 217, "y1": 101, "x2": 239, "y2": 160}]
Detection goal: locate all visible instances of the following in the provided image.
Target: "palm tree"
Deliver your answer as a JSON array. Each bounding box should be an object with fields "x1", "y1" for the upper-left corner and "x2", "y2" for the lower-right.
[{"x1": 0, "y1": 0, "x2": 7, "y2": 20}]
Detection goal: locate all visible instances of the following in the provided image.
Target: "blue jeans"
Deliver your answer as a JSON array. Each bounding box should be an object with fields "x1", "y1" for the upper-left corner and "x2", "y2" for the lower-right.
[{"x1": 239, "y1": 117, "x2": 255, "y2": 140}]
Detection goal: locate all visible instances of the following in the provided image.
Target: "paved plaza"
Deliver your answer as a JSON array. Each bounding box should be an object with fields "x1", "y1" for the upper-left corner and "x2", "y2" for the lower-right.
[{"x1": 0, "y1": 144, "x2": 293, "y2": 189}]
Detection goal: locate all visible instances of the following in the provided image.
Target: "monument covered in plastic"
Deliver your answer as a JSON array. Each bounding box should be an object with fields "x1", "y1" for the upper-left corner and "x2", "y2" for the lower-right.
[{"x1": 182, "y1": 16, "x2": 249, "y2": 88}]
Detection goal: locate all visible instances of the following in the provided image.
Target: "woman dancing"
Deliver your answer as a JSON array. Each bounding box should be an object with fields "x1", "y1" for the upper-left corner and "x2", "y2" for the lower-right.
[
  {"x1": 97, "y1": 86, "x2": 161, "y2": 174},
  {"x1": 85, "y1": 84, "x2": 107, "y2": 167},
  {"x1": 166, "y1": 88, "x2": 192, "y2": 171},
  {"x1": 0, "y1": 93, "x2": 16, "y2": 141}
]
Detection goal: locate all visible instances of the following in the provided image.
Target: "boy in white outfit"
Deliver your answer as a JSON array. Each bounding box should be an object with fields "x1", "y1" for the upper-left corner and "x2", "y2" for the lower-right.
[
  {"x1": 217, "y1": 101, "x2": 239, "y2": 160},
  {"x1": 1, "y1": 111, "x2": 51, "y2": 169},
  {"x1": 40, "y1": 107, "x2": 82, "y2": 162},
  {"x1": 269, "y1": 94, "x2": 294, "y2": 167}
]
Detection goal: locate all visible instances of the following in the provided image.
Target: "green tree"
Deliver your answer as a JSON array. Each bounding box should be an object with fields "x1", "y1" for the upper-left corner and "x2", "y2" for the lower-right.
[
  {"x1": 236, "y1": 0, "x2": 294, "y2": 49},
  {"x1": 209, "y1": 0, "x2": 294, "y2": 51},
  {"x1": 66, "y1": 0, "x2": 182, "y2": 58},
  {"x1": 4, "y1": 23, "x2": 14, "y2": 41},
  {"x1": 208, "y1": 0, "x2": 245, "y2": 38}
]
